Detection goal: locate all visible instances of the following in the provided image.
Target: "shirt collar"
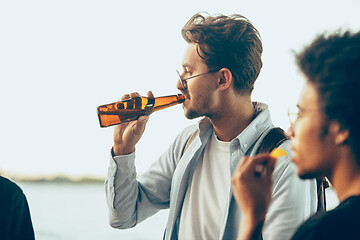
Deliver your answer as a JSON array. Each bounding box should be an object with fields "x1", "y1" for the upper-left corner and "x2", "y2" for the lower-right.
[
  {"x1": 235, "y1": 102, "x2": 272, "y2": 153},
  {"x1": 196, "y1": 102, "x2": 273, "y2": 153}
]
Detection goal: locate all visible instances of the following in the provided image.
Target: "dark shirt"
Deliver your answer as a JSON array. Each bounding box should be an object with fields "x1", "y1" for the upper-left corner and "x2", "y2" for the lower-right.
[
  {"x1": 291, "y1": 195, "x2": 360, "y2": 240},
  {"x1": 0, "y1": 176, "x2": 35, "y2": 240}
]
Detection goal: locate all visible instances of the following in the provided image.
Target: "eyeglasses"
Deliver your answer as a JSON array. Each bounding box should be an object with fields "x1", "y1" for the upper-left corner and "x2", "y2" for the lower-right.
[
  {"x1": 176, "y1": 69, "x2": 220, "y2": 89},
  {"x1": 288, "y1": 106, "x2": 321, "y2": 128},
  {"x1": 288, "y1": 108, "x2": 299, "y2": 128}
]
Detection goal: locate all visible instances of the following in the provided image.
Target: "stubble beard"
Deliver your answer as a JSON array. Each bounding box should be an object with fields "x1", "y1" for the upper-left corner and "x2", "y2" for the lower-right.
[
  {"x1": 184, "y1": 107, "x2": 203, "y2": 120},
  {"x1": 182, "y1": 91, "x2": 212, "y2": 120},
  {"x1": 183, "y1": 101, "x2": 212, "y2": 120}
]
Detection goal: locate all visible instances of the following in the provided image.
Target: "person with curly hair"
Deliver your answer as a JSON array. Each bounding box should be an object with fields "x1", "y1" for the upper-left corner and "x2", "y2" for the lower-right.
[{"x1": 232, "y1": 30, "x2": 360, "y2": 240}]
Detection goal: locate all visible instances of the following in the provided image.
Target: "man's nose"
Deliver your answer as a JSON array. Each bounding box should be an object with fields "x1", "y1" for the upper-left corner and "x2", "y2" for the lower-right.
[
  {"x1": 176, "y1": 79, "x2": 183, "y2": 90},
  {"x1": 287, "y1": 125, "x2": 294, "y2": 138}
]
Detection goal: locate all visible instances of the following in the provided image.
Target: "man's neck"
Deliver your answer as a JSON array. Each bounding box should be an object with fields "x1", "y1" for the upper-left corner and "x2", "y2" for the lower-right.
[
  {"x1": 331, "y1": 152, "x2": 360, "y2": 202},
  {"x1": 210, "y1": 98, "x2": 255, "y2": 142}
]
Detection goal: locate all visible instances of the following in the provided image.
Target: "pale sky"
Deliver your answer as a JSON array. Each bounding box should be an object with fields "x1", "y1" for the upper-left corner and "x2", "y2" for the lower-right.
[{"x1": 0, "y1": 0, "x2": 359, "y2": 178}]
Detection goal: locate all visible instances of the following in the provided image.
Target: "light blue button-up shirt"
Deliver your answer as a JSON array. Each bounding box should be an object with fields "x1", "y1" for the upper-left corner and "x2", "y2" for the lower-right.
[{"x1": 105, "y1": 102, "x2": 317, "y2": 240}]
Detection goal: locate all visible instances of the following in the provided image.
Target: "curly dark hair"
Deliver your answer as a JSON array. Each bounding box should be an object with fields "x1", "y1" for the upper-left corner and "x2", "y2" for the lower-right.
[
  {"x1": 181, "y1": 12, "x2": 263, "y2": 93},
  {"x1": 296, "y1": 31, "x2": 360, "y2": 162}
]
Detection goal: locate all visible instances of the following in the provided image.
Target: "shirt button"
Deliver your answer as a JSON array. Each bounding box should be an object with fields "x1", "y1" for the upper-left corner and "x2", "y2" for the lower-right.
[{"x1": 243, "y1": 144, "x2": 248, "y2": 148}]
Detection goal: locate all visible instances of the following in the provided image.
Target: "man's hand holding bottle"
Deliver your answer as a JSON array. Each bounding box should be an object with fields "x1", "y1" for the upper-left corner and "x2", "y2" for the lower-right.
[{"x1": 113, "y1": 91, "x2": 154, "y2": 156}]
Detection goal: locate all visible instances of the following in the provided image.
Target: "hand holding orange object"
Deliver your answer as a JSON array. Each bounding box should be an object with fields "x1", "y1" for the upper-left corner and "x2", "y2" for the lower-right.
[{"x1": 231, "y1": 150, "x2": 286, "y2": 240}]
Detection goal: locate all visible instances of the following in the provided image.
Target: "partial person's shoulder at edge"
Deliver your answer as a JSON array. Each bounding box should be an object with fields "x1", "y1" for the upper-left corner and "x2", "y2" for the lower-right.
[
  {"x1": 292, "y1": 195, "x2": 360, "y2": 240},
  {"x1": 0, "y1": 175, "x2": 24, "y2": 195}
]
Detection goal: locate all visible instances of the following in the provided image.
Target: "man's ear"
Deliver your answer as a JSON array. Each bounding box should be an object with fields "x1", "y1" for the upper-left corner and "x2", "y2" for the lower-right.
[
  {"x1": 331, "y1": 121, "x2": 349, "y2": 145},
  {"x1": 217, "y1": 68, "x2": 233, "y2": 91}
]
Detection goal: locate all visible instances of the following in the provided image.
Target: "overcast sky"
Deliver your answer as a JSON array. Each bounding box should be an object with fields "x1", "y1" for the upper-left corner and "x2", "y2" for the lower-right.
[{"x1": 0, "y1": 0, "x2": 359, "y2": 178}]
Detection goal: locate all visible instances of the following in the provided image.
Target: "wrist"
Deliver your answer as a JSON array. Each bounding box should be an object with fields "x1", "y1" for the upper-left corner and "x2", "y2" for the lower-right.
[
  {"x1": 244, "y1": 211, "x2": 266, "y2": 227},
  {"x1": 113, "y1": 144, "x2": 135, "y2": 156},
  {"x1": 238, "y1": 215, "x2": 264, "y2": 240}
]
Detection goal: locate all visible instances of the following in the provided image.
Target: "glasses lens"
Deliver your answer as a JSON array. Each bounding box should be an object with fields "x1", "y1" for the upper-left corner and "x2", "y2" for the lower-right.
[
  {"x1": 176, "y1": 69, "x2": 186, "y2": 89},
  {"x1": 287, "y1": 107, "x2": 298, "y2": 126}
]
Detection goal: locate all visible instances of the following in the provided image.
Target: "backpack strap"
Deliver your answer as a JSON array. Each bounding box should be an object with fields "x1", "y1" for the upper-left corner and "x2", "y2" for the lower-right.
[
  {"x1": 255, "y1": 127, "x2": 289, "y2": 240},
  {"x1": 255, "y1": 127, "x2": 289, "y2": 154},
  {"x1": 316, "y1": 177, "x2": 329, "y2": 212},
  {"x1": 256, "y1": 127, "x2": 328, "y2": 213}
]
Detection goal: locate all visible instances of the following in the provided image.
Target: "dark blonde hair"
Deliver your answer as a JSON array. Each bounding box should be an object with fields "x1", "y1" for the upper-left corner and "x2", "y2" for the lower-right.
[{"x1": 182, "y1": 13, "x2": 263, "y2": 93}]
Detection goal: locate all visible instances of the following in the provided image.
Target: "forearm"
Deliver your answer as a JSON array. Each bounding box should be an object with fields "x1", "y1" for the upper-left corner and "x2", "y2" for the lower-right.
[{"x1": 237, "y1": 215, "x2": 264, "y2": 240}]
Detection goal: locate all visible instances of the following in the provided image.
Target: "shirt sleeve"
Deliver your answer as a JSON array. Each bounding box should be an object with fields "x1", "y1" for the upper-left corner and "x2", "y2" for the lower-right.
[
  {"x1": 105, "y1": 151, "x2": 140, "y2": 228},
  {"x1": 262, "y1": 150, "x2": 318, "y2": 240},
  {"x1": 104, "y1": 128, "x2": 193, "y2": 229}
]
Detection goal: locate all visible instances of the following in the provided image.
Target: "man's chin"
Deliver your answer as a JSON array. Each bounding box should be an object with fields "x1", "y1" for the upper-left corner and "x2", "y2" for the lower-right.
[
  {"x1": 298, "y1": 170, "x2": 319, "y2": 180},
  {"x1": 183, "y1": 108, "x2": 202, "y2": 120},
  {"x1": 185, "y1": 112, "x2": 200, "y2": 120}
]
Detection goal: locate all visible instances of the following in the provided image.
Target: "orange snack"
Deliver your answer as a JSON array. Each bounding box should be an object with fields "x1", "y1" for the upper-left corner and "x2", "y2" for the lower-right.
[{"x1": 270, "y1": 148, "x2": 287, "y2": 158}]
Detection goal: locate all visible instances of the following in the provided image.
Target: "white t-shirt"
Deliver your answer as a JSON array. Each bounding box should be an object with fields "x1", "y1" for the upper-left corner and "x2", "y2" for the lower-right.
[{"x1": 178, "y1": 132, "x2": 231, "y2": 240}]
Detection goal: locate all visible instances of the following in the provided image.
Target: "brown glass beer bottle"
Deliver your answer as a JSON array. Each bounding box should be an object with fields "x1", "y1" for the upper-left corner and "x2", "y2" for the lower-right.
[{"x1": 97, "y1": 94, "x2": 185, "y2": 128}]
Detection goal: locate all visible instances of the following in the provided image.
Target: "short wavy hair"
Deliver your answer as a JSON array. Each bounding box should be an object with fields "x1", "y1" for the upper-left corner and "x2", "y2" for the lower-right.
[
  {"x1": 296, "y1": 31, "x2": 360, "y2": 162},
  {"x1": 182, "y1": 13, "x2": 263, "y2": 93}
]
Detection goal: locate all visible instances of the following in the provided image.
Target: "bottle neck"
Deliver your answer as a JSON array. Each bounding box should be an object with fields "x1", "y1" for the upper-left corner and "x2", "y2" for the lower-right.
[{"x1": 152, "y1": 94, "x2": 185, "y2": 112}]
